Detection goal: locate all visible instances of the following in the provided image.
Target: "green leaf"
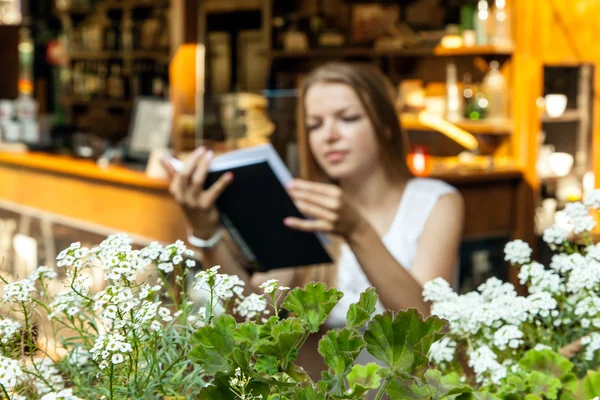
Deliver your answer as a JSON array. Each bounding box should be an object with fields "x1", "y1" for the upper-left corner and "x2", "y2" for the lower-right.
[
  {"x1": 282, "y1": 282, "x2": 343, "y2": 333},
  {"x1": 561, "y1": 372, "x2": 578, "y2": 394},
  {"x1": 235, "y1": 321, "x2": 261, "y2": 350},
  {"x1": 579, "y1": 370, "x2": 600, "y2": 398},
  {"x1": 318, "y1": 371, "x2": 346, "y2": 398},
  {"x1": 317, "y1": 328, "x2": 366, "y2": 397},
  {"x1": 294, "y1": 383, "x2": 327, "y2": 400},
  {"x1": 524, "y1": 395, "x2": 543, "y2": 400},
  {"x1": 387, "y1": 370, "x2": 473, "y2": 400},
  {"x1": 255, "y1": 355, "x2": 280, "y2": 375},
  {"x1": 528, "y1": 371, "x2": 562, "y2": 400},
  {"x1": 364, "y1": 309, "x2": 445, "y2": 376},
  {"x1": 346, "y1": 363, "x2": 383, "y2": 398},
  {"x1": 346, "y1": 288, "x2": 378, "y2": 330},
  {"x1": 189, "y1": 314, "x2": 236, "y2": 375},
  {"x1": 257, "y1": 318, "x2": 305, "y2": 365},
  {"x1": 318, "y1": 328, "x2": 366, "y2": 374},
  {"x1": 519, "y1": 349, "x2": 574, "y2": 380}
]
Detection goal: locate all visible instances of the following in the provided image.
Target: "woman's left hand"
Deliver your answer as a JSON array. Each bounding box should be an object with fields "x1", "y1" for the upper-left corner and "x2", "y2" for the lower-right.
[{"x1": 284, "y1": 179, "x2": 365, "y2": 238}]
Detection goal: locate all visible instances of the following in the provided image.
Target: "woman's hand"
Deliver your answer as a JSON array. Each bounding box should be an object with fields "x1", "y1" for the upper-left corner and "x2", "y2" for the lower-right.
[
  {"x1": 161, "y1": 147, "x2": 233, "y2": 239},
  {"x1": 284, "y1": 179, "x2": 365, "y2": 238}
]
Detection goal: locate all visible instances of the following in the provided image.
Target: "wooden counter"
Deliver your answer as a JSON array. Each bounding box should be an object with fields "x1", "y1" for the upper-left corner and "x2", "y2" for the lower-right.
[
  {"x1": 0, "y1": 151, "x2": 526, "y2": 243},
  {"x1": 0, "y1": 152, "x2": 186, "y2": 245}
]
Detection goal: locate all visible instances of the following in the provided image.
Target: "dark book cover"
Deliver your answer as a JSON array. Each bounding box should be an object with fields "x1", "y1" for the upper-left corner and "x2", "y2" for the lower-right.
[{"x1": 204, "y1": 162, "x2": 333, "y2": 272}]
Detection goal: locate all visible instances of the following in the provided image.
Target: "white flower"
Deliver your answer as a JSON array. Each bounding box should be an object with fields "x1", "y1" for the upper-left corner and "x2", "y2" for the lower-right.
[
  {"x1": 150, "y1": 320, "x2": 162, "y2": 331},
  {"x1": 468, "y1": 345, "x2": 506, "y2": 385},
  {"x1": 234, "y1": 293, "x2": 267, "y2": 320},
  {"x1": 564, "y1": 202, "x2": 597, "y2": 234},
  {"x1": 533, "y1": 344, "x2": 553, "y2": 351},
  {"x1": 194, "y1": 267, "x2": 246, "y2": 302},
  {"x1": 585, "y1": 189, "x2": 600, "y2": 209},
  {"x1": 0, "y1": 355, "x2": 23, "y2": 390},
  {"x1": 504, "y1": 240, "x2": 532, "y2": 265},
  {"x1": 581, "y1": 333, "x2": 600, "y2": 361},
  {"x1": 158, "y1": 262, "x2": 174, "y2": 273},
  {"x1": 428, "y1": 337, "x2": 456, "y2": 364},
  {"x1": 185, "y1": 259, "x2": 196, "y2": 268},
  {"x1": 543, "y1": 225, "x2": 569, "y2": 247},
  {"x1": 527, "y1": 292, "x2": 558, "y2": 318},
  {"x1": 173, "y1": 255, "x2": 183, "y2": 264},
  {"x1": 29, "y1": 266, "x2": 58, "y2": 281},
  {"x1": 3, "y1": 278, "x2": 36, "y2": 303},
  {"x1": 21, "y1": 358, "x2": 65, "y2": 395},
  {"x1": 40, "y1": 389, "x2": 84, "y2": 400},
  {"x1": 0, "y1": 318, "x2": 21, "y2": 344},
  {"x1": 423, "y1": 278, "x2": 457, "y2": 303},
  {"x1": 259, "y1": 279, "x2": 289, "y2": 295},
  {"x1": 111, "y1": 353, "x2": 124, "y2": 364},
  {"x1": 90, "y1": 333, "x2": 133, "y2": 365},
  {"x1": 493, "y1": 325, "x2": 524, "y2": 350},
  {"x1": 158, "y1": 307, "x2": 172, "y2": 322},
  {"x1": 49, "y1": 288, "x2": 90, "y2": 320}
]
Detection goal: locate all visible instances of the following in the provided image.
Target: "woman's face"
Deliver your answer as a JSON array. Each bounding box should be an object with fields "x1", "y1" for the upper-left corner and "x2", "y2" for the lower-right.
[{"x1": 305, "y1": 82, "x2": 380, "y2": 181}]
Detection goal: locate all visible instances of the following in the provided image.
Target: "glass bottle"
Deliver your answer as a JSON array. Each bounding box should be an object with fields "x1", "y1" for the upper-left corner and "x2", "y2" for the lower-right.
[{"x1": 482, "y1": 60, "x2": 507, "y2": 120}]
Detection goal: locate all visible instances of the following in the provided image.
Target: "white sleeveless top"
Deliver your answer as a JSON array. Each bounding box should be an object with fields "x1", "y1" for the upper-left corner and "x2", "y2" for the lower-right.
[{"x1": 328, "y1": 178, "x2": 458, "y2": 327}]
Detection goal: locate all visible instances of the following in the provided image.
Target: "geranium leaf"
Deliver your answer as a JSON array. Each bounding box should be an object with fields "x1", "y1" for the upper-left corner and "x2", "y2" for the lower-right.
[
  {"x1": 189, "y1": 314, "x2": 236, "y2": 375},
  {"x1": 257, "y1": 318, "x2": 305, "y2": 365},
  {"x1": 387, "y1": 369, "x2": 472, "y2": 400},
  {"x1": 235, "y1": 321, "x2": 261, "y2": 350},
  {"x1": 579, "y1": 370, "x2": 600, "y2": 398},
  {"x1": 318, "y1": 370, "x2": 346, "y2": 398},
  {"x1": 254, "y1": 355, "x2": 280, "y2": 375},
  {"x1": 519, "y1": 349, "x2": 574, "y2": 380},
  {"x1": 364, "y1": 309, "x2": 445, "y2": 376},
  {"x1": 346, "y1": 363, "x2": 383, "y2": 398},
  {"x1": 318, "y1": 328, "x2": 366, "y2": 374},
  {"x1": 282, "y1": 282, "x2": 343, "y2": 333},
  {"x1": 528, "y1": 371, "x2": 562, "y2": 400},
  {"x1": 295, "y1": 383, "x2": 327, "y2": 400},
  {"x1": 346, "y1": 288, "x2": 378, "y2": 330}
]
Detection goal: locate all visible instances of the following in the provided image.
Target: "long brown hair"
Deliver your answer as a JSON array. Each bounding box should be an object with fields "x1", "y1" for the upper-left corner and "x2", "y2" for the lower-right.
[
  {"x1": 297, "y1": 62, "x2": 412, "y2": 182},
  {"x1": 294, "y1": 62, "x2": 413, "y2": 288}
]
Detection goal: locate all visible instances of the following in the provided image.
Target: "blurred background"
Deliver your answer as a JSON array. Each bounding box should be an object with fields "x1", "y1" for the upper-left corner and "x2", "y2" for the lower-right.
[{"x1": 0, "y1": 0, "x2": 598, "y2": 294}]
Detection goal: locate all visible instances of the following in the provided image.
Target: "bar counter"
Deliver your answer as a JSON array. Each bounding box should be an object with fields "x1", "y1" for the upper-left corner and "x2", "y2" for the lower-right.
[{"x1": 0, "y1": 151, "x2": 526, "y2": 245}]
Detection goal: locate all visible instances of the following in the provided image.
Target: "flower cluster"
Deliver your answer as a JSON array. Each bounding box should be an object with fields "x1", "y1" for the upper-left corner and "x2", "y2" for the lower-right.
[
  {"x1": 39, "y1": 389, "x2": 83, "y2": 400},
  {"x1": 3, "y1": 278, "x2": 37, "y2": 303},
  {"x1": 426, "y1": 194, "x2": 600, "y2": 386},
  {"x1": 90, "y1": 333, "x2": 134, "y2": 369},
  {"x1": 0, "y1": 355, "x2": 23, "y2": 390},
  {"x1": 0, "y1": 318, "x2": 21, "y2": 344}
]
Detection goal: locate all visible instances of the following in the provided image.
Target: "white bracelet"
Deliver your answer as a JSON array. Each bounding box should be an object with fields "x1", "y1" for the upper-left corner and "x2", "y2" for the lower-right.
[{"x1": 187, "y1": 227, "x2": 223, "y2": 249}]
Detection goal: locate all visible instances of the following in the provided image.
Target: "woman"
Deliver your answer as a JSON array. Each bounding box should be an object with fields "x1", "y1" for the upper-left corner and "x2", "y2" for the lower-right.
[{"x1": 162, "y1": 61, "x2": 464, "y2": 321}]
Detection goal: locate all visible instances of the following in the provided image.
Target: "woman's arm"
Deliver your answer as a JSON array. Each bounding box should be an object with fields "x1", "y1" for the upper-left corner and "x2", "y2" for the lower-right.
[
  {"x1": 285, "y1": 179, "x2": 464, "y2": 316},
  {"x1": 346, "y1": 193, "x2": 464, "y2": 315}
]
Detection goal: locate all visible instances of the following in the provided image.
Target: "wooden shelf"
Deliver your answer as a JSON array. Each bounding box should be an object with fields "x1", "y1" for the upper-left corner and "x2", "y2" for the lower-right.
[
  {"x1": 68, "y1": 51, "x2": 124, "y2": 60},
  {"x1": 68, "y1": 50, "x2": 169, "y2": 61},
  {"x1": 401, "y1": 113, "x2": 513, "y2": 135},
  {"x1": 541, "y1": 109, "x2": 583, "y2": 123},
  {"x1": 205, "y1": 0, "x2": 264, "y2": 13},
  {"x1": 59, "y1": 0, "x2": 170, "y2": 11},
  {"x1": 270, "y1": 45, "x2": 513, "y2": 60},
  {"x1": 65, "y1": 97, "x2": 133, "y2": 109},
  {"x1": 433, "y1": 44, "x2": 514, "y2": 56}
]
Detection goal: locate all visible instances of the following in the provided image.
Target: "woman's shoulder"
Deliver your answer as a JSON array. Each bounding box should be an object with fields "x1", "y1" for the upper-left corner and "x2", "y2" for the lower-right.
[{"x1": 407, "y1": 177, "x2": 458, "y2": 199}]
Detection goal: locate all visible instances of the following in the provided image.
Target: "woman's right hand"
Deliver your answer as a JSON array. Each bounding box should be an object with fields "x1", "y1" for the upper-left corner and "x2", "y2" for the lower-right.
[{"x1": 161, "y1": 147, "x2": 234, "y2": 240}]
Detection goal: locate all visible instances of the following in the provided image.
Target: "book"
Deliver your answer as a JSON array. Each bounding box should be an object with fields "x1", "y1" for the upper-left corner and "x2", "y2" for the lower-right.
[{"x1": 169, "y1": 144, "x2": 333, "y2": 272}]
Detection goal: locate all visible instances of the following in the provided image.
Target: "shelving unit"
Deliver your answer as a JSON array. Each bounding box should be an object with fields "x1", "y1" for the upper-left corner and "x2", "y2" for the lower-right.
[
  {"x1": 56, "y1": 0, "x2": 173, "y2": 137},
  {"x1": 270, "y1": 45, "x2": 514, "y2": 60},
  {"x1": 401, "y1": 114, "x2": 513, "y2": 136}
]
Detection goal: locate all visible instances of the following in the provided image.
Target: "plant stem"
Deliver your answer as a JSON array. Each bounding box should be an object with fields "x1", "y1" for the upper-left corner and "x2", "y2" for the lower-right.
[
  {"x1": 1, "y1": 384, "x2": 11, "y2": 400},
  {"x1": 374, "y1": 375, "x2": 393, "y2": 400},
  {"x1": 110, "y1": 363, "x2": 115, "y2": 400}
]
